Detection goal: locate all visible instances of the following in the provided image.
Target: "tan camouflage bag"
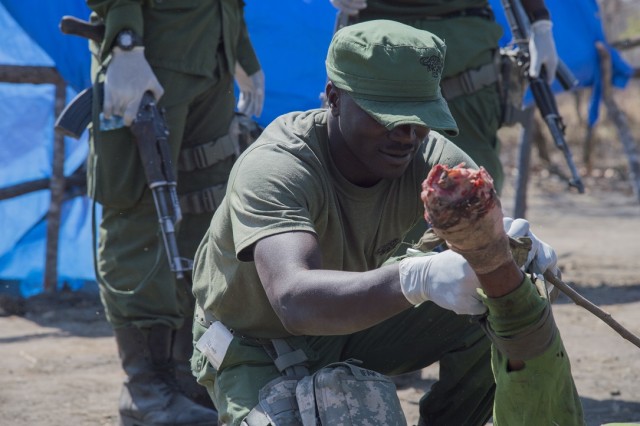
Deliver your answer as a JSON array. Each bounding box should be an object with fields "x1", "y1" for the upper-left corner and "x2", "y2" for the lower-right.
[{"x1": 295, "y1": 360, "x2": 406, "y2": 426}]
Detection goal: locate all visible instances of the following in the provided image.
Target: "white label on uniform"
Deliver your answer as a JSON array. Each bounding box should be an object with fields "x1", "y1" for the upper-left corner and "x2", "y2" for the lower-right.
[{"x1": 196, "y1": 321, "x2": 234, "y2": 370}]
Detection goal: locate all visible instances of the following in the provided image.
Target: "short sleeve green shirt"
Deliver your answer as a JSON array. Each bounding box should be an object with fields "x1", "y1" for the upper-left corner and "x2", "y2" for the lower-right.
[{"x1": 192, "y1": 109, "x2": 474, "y2": 338}]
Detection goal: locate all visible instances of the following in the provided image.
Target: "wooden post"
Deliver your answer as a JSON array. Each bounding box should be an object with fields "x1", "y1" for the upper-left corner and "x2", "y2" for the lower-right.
[
  {"x1": 0, "y1": 65, "x2": 67, "y2": 292},
  {"x1": 513, "y1": 106, "x2": 535, "y2": 219},
  {"x1": 594, "y1": 42, "x2": 640, "y2": 204},
  {"x1": 45, "y1": 79, "x2": 67, "y2": 292},
  {"x1": 611, "y1": 36, "x2": 640, "y2": 51}
]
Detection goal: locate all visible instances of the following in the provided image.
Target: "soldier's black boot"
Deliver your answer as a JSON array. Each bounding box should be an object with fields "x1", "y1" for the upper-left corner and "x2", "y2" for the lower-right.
[
  {"x1": 114, "y1": 325, "x2": 218, "y2": 426},
  {"x1": 172, "y1": 315, "x2": 217, "y2": 410}
]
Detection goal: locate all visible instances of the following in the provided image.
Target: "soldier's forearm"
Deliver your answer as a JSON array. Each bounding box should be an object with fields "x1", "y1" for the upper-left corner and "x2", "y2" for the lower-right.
[{"x1": 476, "y1": 260, "x2": 524, "y2": 298}]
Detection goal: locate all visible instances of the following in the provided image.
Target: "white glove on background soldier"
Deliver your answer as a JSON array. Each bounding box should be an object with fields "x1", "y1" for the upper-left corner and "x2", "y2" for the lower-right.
[
  {"x1": 234, "y1": 63, "x2": 265, "y2": 118},
  {"x1": 399, "y1": 250, "x2": 486, "y2": 316},
  {"x1": 103, "y1": 47, "x2": 164, "y2": 126},
  {"x1": 503, "y1": 217, "x2": 559, "y2": 277},
  {"x1": 528, "y1": 20, "x2": 559, "y2": 84},
  {"x1": 329, "y1": 0, "x2": 367, "y2": 16}
]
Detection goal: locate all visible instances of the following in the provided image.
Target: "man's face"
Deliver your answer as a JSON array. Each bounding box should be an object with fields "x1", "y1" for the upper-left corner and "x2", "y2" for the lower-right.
[{"x1": 329, "y1": 90, "x2": 429, "y2": 187}]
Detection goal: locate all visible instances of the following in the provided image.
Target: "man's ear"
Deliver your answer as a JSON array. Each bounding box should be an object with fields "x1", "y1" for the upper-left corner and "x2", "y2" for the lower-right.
[{"x1": 325, "y1": 82, "x2": 340, "y2": 115}]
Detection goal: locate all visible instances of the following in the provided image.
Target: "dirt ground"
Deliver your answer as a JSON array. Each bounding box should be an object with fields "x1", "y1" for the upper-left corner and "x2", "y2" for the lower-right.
[{"x1": 1, "y1": 86, "x2": 640, "y2": 425}]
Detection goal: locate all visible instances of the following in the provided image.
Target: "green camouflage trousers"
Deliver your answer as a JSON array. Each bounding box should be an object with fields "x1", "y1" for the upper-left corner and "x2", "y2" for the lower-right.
[{"x1": 192, "y1": 280, "x2": 585, "y2": 426}]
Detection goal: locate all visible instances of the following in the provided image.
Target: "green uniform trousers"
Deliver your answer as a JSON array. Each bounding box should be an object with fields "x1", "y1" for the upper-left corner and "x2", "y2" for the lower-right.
[
  {"x1": 193, "y1": 279, "x2": 585, "y2": 426},
  {"x1": 89, "y1": 65, "x2": 235, "y2": 329},
  {"x1": 192, "y1": 301, "x2": 495, "y2": 426}
]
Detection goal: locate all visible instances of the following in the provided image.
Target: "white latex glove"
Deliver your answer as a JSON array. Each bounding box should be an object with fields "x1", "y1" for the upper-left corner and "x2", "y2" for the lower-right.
[
  {"x1": 329, "y1": 0, "x2": 367, "y2": 16},
  {"x1": 528, "y1": 20, "x2": 559, "y2": 85},
  {"x1": 235, "y1": 64, "x2": 265, "y2": 118},
  {"x1": 103, "y1": 47, "x2": 164, "y2": 126},
  {"x1": 503, "y1": 217, "x2": 559, "y2": 277},
  {"x1": 399, "y1": 250, "x2": 486, "y2": 316}
]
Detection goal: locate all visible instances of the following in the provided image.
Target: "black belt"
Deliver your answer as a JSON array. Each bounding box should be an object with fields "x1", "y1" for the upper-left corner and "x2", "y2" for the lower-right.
[
  {"x1": 361, "y1": 6, "x2": 495, "y2": 24},
  {"x1": 430, "y1": 6, "x2": 495, "y2": 21}
]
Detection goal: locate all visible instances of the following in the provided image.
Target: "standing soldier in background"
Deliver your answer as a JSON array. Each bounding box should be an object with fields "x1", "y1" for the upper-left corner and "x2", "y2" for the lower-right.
[
  {"x1": 329, "y1": 0, "x2": 559, "y2": 249},
  {"x1": 86, "y1": 1, "x2": 264, "y2": 424}
]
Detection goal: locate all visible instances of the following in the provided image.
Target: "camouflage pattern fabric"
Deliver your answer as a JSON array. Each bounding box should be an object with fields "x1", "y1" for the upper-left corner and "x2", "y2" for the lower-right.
[
  {"x1": 255, "y1": 376, "x2": 303, "y2": 425},
  {"x1": 295, "y1": 361, "x2": 406, "y2": 426}
]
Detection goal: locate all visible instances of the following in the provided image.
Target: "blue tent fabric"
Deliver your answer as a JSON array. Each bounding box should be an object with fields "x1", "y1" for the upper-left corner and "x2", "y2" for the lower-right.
[
  {"x1": 242, "y1": 1, "x2": 337, "y2": 127},
  {"x1": 0, "y1": 3, "x2": 95, "y2": 296},
  {"x1": 0, "y1": 0, "x2": 92, "y2": 92},
  {"x1": 0, "y1": 0, "x2": 633, "y2": 297}
]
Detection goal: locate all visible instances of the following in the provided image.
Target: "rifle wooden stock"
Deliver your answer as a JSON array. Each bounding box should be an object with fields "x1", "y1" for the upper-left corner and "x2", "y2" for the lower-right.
[{"x1": 59, "y1": 15, "x2": 105, "y2": 43}]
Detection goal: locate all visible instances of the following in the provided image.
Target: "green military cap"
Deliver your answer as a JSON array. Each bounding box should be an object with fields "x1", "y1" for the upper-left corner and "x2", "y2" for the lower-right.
[{"x1": 326, "y1": 19, "x2": 459, "y2": 136}]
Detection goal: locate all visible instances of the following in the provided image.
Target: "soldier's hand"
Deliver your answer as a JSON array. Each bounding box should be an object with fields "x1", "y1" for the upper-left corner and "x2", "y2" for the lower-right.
[
  {"x1": 329, "y1": 0, "x2": 367, "y2": 16},
  {"x1": 399, "y1": 250, "x2": 486, "y2": 316},
  {"x1": 504, "y1": 218, "x2": 559, "y2": 277},
  {"x1": 235, "y1": 64, "x2": 265, "y2": 118},
  {"x1": 528, "y1": 20, "x2": 558, "y2": 85},
  {"x1": 103, "y1": 47, "x2": 164, "y2": 126}
]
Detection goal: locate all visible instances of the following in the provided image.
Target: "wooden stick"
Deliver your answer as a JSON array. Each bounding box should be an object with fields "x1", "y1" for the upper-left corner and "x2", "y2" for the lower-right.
[{"x1": 543, "y1": 270, "x2": 640, "y2": 350}]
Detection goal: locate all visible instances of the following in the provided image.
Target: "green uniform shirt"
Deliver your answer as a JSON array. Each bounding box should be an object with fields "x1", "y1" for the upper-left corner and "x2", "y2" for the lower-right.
[
  {"x1": 360, "y1": 0, "x2": 504, "y2": 77},
  {"x1": 87, "y1": 0, "x2": 261, "y2": 78},
  {"x1": 192, "y1": 109, "x2": 474, "y2": 338}
]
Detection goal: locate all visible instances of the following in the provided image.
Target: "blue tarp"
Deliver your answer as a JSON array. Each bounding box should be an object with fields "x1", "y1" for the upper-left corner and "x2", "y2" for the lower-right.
[
  {"x1": 0, "y1": 2, "x2": 95, "y2": 296},
  {"x1": 0, "y1": 0, "x2": 632, "y2": 297},
  {"x1": 1, "y1": 1, "x2": 91, "y2": 92}
]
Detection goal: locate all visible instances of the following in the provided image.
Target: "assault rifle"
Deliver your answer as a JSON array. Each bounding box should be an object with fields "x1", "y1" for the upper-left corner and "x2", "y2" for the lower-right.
[
  {"x1": 500, "y1": 0, "x2": 585, "y2": 193},
  {"x1": 55, "y1": 16, "x2": 192, "y2": 279}
]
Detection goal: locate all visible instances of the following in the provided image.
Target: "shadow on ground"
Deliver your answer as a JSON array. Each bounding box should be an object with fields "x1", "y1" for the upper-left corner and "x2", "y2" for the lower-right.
[
  {"x1": 0, "y1": 283, "x2": 112, "y2": 338},
  {"x1": 554, "y1": 282, "x2": 640, "y2": 306},
  {"x1": 580, "y1": 396, "x2": 640, "y2": 426}
]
